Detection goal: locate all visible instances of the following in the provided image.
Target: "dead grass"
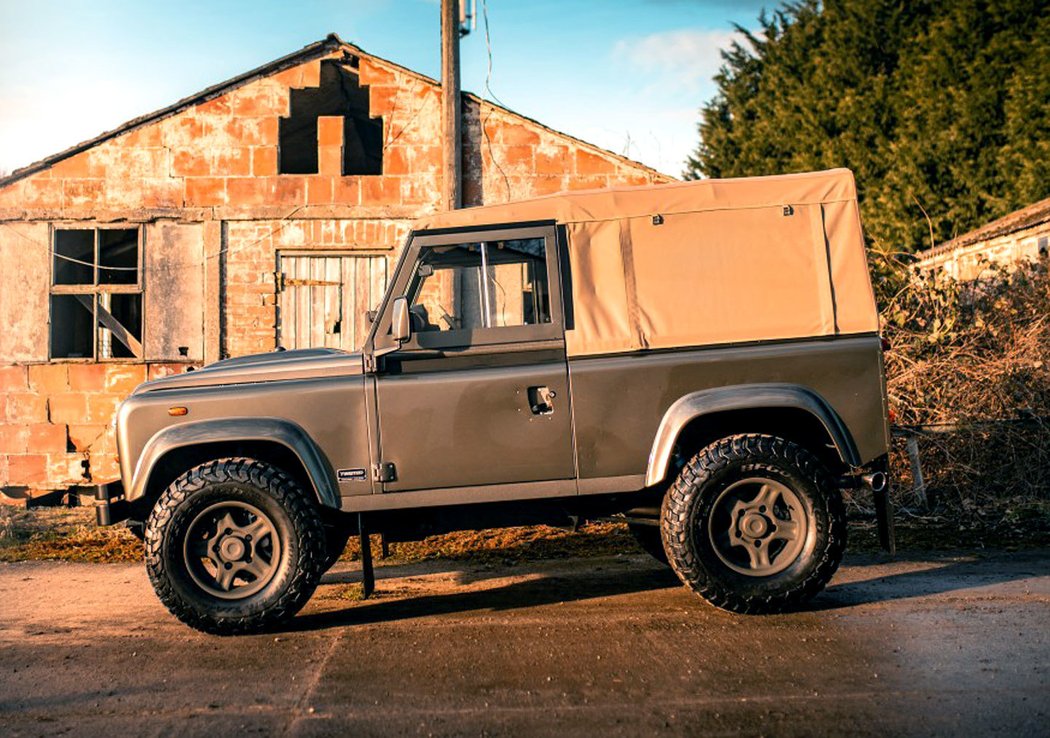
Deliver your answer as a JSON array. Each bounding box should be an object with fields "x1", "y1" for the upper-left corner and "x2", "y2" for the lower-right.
[
  {"x1": 881, "y1": 257, "x2": 1050, "y2": 512},
  {"x1": 0, "y1": 505, "x2": 142, "y2": 563},
  {"x1": 340, "y1": 522, "x2": 638, "y2": 566},
  {"x1": 0, "y1": 506, "x2": 639, "y2": 565},
  {"x1": 849, "y1": 499, "x2": 1050, "y2": 552},
  {"x1": 2, "y1": 503, "x2": 1048, "y2": 566}
]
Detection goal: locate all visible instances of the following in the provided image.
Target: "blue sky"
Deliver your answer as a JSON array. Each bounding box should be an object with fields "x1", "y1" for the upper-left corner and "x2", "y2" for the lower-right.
[{"x1": 0, "y1": 0, "x2": 768, "y2": 177}]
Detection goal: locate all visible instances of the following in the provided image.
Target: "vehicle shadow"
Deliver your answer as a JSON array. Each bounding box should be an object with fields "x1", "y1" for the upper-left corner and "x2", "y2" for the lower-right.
[
  {"x1": 293, "y1": 550, "x2": 1048, "y2": 632},
  {"x1": 291, "y1": 563, "x2": 682, "y2": 632},
  {"x1": 813, "y1": 550, "x2": 1048, "y2": 610}
]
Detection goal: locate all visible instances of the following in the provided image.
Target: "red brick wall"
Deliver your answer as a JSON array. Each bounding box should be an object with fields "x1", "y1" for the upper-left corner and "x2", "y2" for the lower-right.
[
  {"x1": 0, "y1": 46, "x2": 672, "y2": 494},
  {"x1": 0, "y1": 363, "x2": 195, "y2": 491}
]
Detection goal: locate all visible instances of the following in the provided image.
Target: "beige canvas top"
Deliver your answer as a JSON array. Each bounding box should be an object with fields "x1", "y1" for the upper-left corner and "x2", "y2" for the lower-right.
[{"x1": 415, "y1": 169, "x2": 879, "y2": 356}]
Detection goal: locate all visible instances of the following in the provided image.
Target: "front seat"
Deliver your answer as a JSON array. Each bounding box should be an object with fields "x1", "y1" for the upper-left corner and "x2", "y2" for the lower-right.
[{"x1": 409, "y1": 304, "x2": 440, "y2": 332}]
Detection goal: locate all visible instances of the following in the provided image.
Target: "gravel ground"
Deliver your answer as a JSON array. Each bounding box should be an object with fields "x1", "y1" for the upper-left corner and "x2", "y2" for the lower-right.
[{"x1": 1, "y1": 548, "x2": 1048, "y2": 736}]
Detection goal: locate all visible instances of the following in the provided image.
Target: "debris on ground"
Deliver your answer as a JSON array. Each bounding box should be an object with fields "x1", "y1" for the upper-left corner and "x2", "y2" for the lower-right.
[{"x1": 2, "y1": 504, "x2": 1048, "y2": 564}]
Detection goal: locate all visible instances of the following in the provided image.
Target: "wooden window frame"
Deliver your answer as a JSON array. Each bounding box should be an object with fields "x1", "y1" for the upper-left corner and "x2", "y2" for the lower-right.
[{"x1": 48, "y1": 224, "x2": 145, "y2": 363}]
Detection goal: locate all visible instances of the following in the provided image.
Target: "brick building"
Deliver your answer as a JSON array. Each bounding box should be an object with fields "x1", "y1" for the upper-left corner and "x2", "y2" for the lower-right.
[{"x1": 0, "y1": 34, "x2": 670, "y2": 497}]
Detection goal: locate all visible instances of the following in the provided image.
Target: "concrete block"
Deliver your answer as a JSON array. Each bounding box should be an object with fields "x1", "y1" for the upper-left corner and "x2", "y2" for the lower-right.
[
  {"x1": 85, "y1": 394, "x2": 120, "y2": 426},
  {"x1": 184, "y1": 177, "x2": 227, "y2": 207},
  {"x1": 8, "y1": 454, "x2": 48, "y2": 488},
  {"x1": 28, "y1": 364, "x2": 68, "y2": 394},
  {"x1": 252, "y1": 147, "x2": 278, "y2": 176},
  {"x1": 47, "y1": 453, "x2": 88, "y2": 486},
  {"x1": 104, "y1": 365, "x2": 147, "y2": 395},
  {"x1": 0, "y1": 366, "x2": 28, "y2": 392},
  {"x1": 26, "y1": 423, "x2": 67, "y2": 454},
  {"x1": 306, "y1": 177, "x2": 335, "y2": 205},
  {"x1": 67, "y1": 424, "x2": 107, "y2": 452},
  {"x1": 5, "y1": 394, "x2": 49, "y2": 424},
  {"x1": 0, "y1": 424, "x2": 29, "y2": 454},
  {"x1": 46, "y1": 394, "x2": 88, "y2": 425},
  {"x1": 575, "y1": 149, "x2": 617, "y2": 176},
  {"x1": 362, "y1": 177, "x2": 402, "y2": 205}
]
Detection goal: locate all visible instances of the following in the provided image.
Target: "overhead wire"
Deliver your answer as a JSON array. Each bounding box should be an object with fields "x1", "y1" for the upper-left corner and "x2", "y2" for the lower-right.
[{"x1": 478, "y1": 0, "x2": 513, "y2": 200}]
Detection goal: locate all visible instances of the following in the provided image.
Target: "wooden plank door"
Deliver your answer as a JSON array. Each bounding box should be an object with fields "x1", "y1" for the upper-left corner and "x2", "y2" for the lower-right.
[{"x1": 277, "y1": 253, "x2": 388, "y2": 351}]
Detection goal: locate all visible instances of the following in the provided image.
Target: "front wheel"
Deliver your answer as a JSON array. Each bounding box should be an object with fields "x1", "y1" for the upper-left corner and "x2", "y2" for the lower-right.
[
  {"x1": 144, "y1": 458, "x2": 328, "y2": 635},
  {"x1": 661, "y1": 434, "x2": 846, "y2": 614}
]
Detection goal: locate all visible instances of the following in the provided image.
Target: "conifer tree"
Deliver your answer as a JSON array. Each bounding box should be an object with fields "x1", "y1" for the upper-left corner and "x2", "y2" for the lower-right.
[{"x1": 686, "y1": 0, "x2": 1050, "y2": 254}]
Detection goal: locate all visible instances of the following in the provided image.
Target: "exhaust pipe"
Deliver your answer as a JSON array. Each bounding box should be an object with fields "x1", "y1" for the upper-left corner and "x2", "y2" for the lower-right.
[{"x1": 861, "y1": 471, "x2": 888, "y2": 492}]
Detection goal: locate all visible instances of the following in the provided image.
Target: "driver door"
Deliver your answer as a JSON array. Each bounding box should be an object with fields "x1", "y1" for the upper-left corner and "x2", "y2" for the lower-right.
[{"x1": 372, "y1": 225, "x2": 576, "y2": 494}]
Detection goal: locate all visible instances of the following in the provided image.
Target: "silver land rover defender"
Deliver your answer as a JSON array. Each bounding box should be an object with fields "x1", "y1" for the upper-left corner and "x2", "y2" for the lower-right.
[{"x1": 97, "y1": 169, "x2": 892, "y2": 634}]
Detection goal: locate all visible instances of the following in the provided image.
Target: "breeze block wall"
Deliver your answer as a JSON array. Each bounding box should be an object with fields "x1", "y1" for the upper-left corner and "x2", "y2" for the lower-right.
[{"x1": 0, "y1": 38, "x2": 671, "y2": 495}]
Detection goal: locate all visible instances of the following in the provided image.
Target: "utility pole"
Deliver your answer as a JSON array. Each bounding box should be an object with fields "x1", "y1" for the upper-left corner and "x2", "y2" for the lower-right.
[{"x1": 441, "y1": 0, "x2": 462, "y2": 211}]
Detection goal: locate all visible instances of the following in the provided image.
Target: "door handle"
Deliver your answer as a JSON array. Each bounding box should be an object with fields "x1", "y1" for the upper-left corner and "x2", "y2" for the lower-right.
[{"x1": 527, "y1": 385, "x2": 556, "y2": 415}]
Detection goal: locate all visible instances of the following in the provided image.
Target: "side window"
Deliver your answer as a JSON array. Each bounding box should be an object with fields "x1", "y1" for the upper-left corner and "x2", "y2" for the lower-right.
[{"x1": 407, "y1": 237, "x2": 551, "y2": 335}]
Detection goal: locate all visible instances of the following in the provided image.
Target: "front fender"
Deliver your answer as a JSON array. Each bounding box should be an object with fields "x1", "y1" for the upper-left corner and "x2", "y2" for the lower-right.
[
  {"x1": 645, "y1": 383, "x2": 860, "y2": 487},
  {"x1": 128, "y1": 417, "x2": 340, "y2": 508}
]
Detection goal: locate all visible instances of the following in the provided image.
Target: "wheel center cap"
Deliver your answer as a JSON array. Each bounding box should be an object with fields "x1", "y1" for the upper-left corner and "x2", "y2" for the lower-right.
[
  {"x1": 741, "y1": 513, "x2": 769, "y2": 538},
  {"x1": 220, "y1": 536, "x2": 247, "y2": 561}
]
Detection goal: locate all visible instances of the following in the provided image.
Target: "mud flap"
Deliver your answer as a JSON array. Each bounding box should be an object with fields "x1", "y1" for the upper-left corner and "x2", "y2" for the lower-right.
[
  {"x1": 873, "y1": 486, "x2": 896, "y2": 555},
  {"x1": 358, "y1": 513, "x2": 375, "y2": 599}
]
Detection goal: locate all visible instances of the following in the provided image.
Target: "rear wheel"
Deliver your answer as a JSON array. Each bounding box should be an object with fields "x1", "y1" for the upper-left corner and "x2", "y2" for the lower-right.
[
  {"x1": 144, "y1": 457, "x2": 327, "y2": 635},
  {"x1": 661, "y1": 434, "x2": 846, "y2": 614}
]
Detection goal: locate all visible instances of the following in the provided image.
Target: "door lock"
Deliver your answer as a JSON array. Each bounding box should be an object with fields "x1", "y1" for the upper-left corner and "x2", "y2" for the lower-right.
[{"x1": 527, "y1": 386, "x2": 556, "y2": 415}]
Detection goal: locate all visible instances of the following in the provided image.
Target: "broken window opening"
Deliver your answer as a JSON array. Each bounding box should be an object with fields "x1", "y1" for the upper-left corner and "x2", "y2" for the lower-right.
[
  {"x1": 99, "y1": 229, "x2": 138, "y2": 285},
  {"x1": 53, "y1": 229, "x2": 94, "y2": 284},
  {"x1": 278, "y1": 60, "x2": 384, "y2": 176},
  {"x1": 97, "y1": 293, "x2": 143, "y2": 359},
  {"x1": 49, "y1": 295, "x2": 93, "y2": 359},
  {"x1": 50, "y1": 227, "x2": 143, "y2": 361}
]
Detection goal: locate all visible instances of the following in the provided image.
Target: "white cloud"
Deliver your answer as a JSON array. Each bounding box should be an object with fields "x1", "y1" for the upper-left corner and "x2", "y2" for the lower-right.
[
  {"x1": 614, "y1": 28, "x2": 739, "y2": 95},
  {"x1": 590, "y1": 28, "x2": 743, "y2": 176}
]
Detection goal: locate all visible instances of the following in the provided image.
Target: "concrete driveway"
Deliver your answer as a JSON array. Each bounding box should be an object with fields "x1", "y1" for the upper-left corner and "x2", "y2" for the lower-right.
[{"x1": 1, "y1": 550, "x2": 1048, "y2": 736}]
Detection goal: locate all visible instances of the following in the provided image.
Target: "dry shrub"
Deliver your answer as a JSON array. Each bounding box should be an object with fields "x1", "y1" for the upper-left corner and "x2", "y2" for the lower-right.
[{"x1": 878, "y1": 253, "x2": 1050, "y2": 526}]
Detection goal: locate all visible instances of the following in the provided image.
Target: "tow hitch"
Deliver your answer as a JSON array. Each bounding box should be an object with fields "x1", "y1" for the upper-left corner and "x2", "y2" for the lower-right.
[{"x1": 95, "y1": 480, "x2": 130, "y2": 526}]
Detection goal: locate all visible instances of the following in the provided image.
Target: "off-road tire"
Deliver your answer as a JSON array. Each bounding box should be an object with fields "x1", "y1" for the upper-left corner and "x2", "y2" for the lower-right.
[
  {"x1": 144, "y1": 457, "x2": 327, "y2": 635},
  {"x1": 628, "y1": 523, "x2": 669, "y2": 565},
  {"x1": 661, "y1": 434, "x2": 846, "y2": 614}
]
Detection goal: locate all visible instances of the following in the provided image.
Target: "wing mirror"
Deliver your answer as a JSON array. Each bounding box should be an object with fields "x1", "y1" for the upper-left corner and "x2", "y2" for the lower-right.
[{"x1": 391, "y1": 296, "x2": 411, "y2": 343}]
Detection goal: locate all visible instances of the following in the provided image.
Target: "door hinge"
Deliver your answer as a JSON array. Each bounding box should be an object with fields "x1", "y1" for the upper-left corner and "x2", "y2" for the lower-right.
[
  {"x1": 372, "y1": 462, "x2": 396, "y2": 483},
  {"x1": 274, "y1": 271, "x2": 285, "y2": 293}
]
